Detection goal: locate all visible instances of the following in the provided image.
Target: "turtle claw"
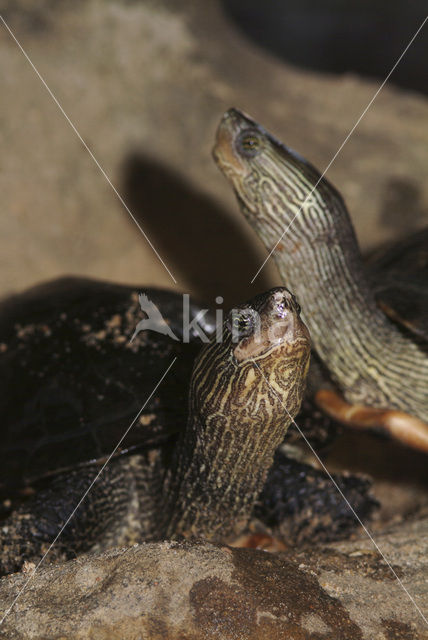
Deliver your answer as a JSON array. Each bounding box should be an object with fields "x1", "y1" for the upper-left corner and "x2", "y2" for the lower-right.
[{"x1": 315, "y1": 389, "x2": 428, "y2": 454}]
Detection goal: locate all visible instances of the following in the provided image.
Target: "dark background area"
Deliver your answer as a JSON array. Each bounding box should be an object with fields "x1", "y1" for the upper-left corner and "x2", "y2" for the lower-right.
[{"x1": 222, "y1": 0, "x2": 428, "y2": 95}]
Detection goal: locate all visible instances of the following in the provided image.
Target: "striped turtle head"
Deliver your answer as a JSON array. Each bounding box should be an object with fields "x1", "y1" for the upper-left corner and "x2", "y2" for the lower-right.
[
  {"x1": 213, "y1": 108, "x2": 347, "y2": 250},
  {"x1": 191, "y1": 287, "x2": 310, "y2": 429},
  {"x1": 227, "y1": 287, "x2": 308, "y2": 364}
]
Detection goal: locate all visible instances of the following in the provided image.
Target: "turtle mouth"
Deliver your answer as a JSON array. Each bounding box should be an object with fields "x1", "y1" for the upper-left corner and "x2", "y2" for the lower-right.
[
  {"x1": 233, "y1": 327, "x2": 289, "y2": 363},
  {"x1": 233, "y1": 315, "x2": 306, "y2": 363},
  {"x1": 212, "y1": 122, "x2": 237, "y2": 171},
  {"x1": 212, "y1": 108, "x2": 256, "y2": 173}
]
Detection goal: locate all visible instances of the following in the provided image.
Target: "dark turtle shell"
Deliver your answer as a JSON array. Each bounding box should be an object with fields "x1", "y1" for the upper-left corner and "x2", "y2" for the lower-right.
[
  {"x1": 0, "y1": 277, "x2": 212, "y2": 489},
  {"x1": 368, "y1": 227, "x2": 428, "y2": 340}
]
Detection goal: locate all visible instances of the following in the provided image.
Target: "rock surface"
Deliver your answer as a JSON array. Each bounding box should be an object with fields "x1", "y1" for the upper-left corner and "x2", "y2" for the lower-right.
[
  {"x1": 1, "y1": 0, "x2": 428, "y2": 304},
  {"x1": 1, "y1": 518, "x2": 427, "y2": 639}
]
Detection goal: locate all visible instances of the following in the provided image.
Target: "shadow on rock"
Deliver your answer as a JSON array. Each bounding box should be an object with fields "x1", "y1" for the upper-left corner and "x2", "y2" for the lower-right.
[
  {"x1": 379, "y1": 176, "x2": 427, "y2": 233},
  {"x1": 120, "y1": 152, "x2": 272, "y2": 306}
]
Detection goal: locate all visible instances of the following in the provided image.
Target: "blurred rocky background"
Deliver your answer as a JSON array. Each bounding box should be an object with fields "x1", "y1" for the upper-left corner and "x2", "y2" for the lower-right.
[{"x1": 1, "y1": 0, "x2": 428, "y2": 306}]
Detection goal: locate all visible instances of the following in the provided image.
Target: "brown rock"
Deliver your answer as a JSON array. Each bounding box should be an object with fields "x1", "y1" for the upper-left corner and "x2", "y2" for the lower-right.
[{"x1": 1, "y1": 518, "x2": 428, "y2": 639}]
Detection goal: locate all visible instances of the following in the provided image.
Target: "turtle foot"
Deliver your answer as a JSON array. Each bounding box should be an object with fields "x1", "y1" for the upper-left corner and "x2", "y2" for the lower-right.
[{"x1": 316, "y1": 389, "x2": 428, "y2": 454}]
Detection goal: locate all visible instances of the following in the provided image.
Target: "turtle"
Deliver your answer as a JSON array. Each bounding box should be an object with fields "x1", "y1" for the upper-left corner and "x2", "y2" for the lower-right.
[
  {"x1": 0, "y1": 275, "x2": 333, "y2": 498},
  {"x1": 213, "y1": 108, "x2": 428, "y2": 453},
  {"x1": 0, "y1": 287, "x2": 376, "y2": 574}
]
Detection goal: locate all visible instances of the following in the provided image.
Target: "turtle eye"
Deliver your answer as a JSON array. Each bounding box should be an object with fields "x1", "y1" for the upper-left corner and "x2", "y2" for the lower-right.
[
  {"x1": 237, "y1": 130, "x2": 262, "y2": 157},
  {"x1": 227, "y1": 309, "x2": 256, "y2": 340}
]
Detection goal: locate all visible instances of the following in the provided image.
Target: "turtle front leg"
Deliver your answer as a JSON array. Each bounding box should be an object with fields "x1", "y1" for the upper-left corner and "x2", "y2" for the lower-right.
[
  {"x1": 0, "y1": 453, "x2": 159, "y2": 576},
  {"x1": 316, "y1": 389, "x2": 428, "y2": 454}
]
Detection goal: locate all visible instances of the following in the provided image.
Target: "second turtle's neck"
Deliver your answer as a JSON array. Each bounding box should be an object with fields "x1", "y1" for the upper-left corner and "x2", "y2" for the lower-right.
[{"x1": 271, "y1": 219, "x2": 428, "y2": 420}]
